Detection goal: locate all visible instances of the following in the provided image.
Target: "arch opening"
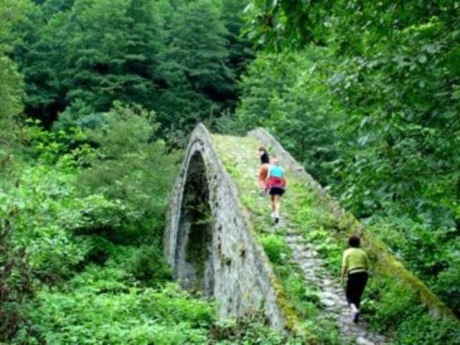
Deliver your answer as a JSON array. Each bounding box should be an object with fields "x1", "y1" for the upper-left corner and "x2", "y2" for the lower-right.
[{"x1": 175, "y1": 151, "x2": 214, "y2": 295}]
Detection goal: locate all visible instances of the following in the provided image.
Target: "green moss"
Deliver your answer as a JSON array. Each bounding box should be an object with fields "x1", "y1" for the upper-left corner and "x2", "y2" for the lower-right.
[
  {"x1": 260, "y1": 234, "x2": 289, "y2": 265},
  {"x1": 211, "y1": 134, "x2": 338, "y2": 338},
  {"x1": 210, "y1": 132, "x2": 458, "y2": 343}
]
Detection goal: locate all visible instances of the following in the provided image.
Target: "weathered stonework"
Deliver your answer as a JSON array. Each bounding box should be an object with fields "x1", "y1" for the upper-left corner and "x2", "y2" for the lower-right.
[
  {"x1": 164, "y1": 124, "x2": 285, "y2": 329},
  {"x1": 248, "y1": 128, "x2": 347, "y2": 221},
  {"x1": 165, "y1": 124, "x2": 456, "y2": 333},
  {"x1": 248, "y1": 127, "x2": 456, "y2": 320}
]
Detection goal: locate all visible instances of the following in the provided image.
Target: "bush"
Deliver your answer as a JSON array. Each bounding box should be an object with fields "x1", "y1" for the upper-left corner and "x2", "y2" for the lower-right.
[
  {"x1": 367, "y1": 216, "x2": 460, "y2": 316},
  {"x1": 78, "y1": 103, "x2": 180, "y2": 245},
  {"x1": 365, "y1": 277, "x2": 460, "y2": 344},
  {"x1": 210, "y1": 314, "x2": 292, "y2": 344},
  {"x1": 1, "y1": 111, "x2": 179, "y2": 341},
  {"x1": 15, "y1": 276, "x2": 215, "y2": 345},
  {"x1": 259, "y1": 234, "x2": 290, "y2": 265},
  {"x1": 395, "y1": 312, "x2": 460, "y2": 345}
]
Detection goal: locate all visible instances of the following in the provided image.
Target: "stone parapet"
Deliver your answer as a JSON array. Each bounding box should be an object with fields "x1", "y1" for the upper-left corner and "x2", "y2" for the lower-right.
[
  {"x1": 248, "y1": 127, "x2": 456, "y2": 321},
  {"x1": 164, "y1": 124, "x2": 286, "y2": 329}
]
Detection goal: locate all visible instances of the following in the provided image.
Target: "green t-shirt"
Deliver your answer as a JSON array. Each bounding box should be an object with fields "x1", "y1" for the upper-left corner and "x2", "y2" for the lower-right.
[{"x1": 342, "y1": 248, "x2": 369, "y2": 273}]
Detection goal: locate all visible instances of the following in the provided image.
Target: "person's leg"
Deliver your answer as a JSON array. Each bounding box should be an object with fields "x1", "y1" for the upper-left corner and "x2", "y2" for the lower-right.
[
  {"x1": 274, "y1": 195, "x2": 281, "y2": 219},
  {"x1": 346, "y1": 274, "x2": 359, "y2": 320},
  {"x1": 345, "y1": 275, "x2": 355, "y2": 307},
  {"x1": 354, "y1": 272, "x2": 368, "y2": 309},
  {"x1": 347, "y1": 272, "x2": 368, "y2": 323},
  {"x1": 270, "y1": 194, "x2": 276, "y2": 216}
]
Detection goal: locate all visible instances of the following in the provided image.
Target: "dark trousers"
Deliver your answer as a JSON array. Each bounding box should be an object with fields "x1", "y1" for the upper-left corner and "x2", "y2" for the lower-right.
[{"x1": 346, "y1": 271, "x2": 368, "y2": 309}]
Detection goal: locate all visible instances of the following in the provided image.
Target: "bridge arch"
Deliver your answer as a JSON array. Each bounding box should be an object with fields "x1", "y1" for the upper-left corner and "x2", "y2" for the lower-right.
[
  {"x1": 165, "y1": 124, "x2": 456, "y2": 335},
  {"x1": 174, "y1": 150, "x2": 214, "y2": 295},
  {"x1": 164, "y1": 124, "x2": 285, "y2": 329}
]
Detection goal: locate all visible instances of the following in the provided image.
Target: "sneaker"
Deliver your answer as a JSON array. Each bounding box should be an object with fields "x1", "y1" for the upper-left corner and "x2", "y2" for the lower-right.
[
  {"x1": 274, "y1": 217, "x2": 279, "y2": 224},
  {"x1": 353, "y1": 311, "x2": 360, "y2": 324},
  {"x1": 350, "y1": 303, "x2": 358, "y2": 313}
]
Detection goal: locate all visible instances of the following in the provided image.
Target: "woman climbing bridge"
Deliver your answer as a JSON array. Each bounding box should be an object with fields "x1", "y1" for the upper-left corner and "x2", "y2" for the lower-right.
[
  {"x1": 341, "y1": 235, "x2": 370, "y2": 323},
  {"x1": 257, "y1": 146, "x2": 270, "y2": 194},
  {"x1": 265, "y1": 158, "x2": 286, "y2": 224}
]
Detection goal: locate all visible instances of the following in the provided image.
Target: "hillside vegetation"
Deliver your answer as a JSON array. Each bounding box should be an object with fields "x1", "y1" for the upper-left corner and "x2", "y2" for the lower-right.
[{"x1": 1, "y1": 0, "x2": 459, "y2": 343}]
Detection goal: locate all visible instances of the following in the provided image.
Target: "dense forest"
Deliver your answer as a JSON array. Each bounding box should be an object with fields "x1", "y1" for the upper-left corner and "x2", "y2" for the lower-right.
[{"x1": 1, "y1": 0, "x2": 459, "y2": 343}]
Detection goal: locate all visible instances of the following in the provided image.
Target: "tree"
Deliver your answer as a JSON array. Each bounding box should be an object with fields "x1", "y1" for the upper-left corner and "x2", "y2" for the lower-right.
[
  {"x1": 236, "y1": 47, "x2": 343, "y2": 185},
  {"x1": 63, "y1": 0, "x2": 161, "y2": 112},
  {"x1": 244, "y1": 0, "x2": 460, "y2": 316},
  {"x1": 79, "y1": 103, "x2": 179, "y2": 243},
  {"x1": 221, "y1": 0, "x2": 255, "y2": 81},
  {"x1": 37, "y1": 0, "x2": 75, "y2": 16},
  {"x1": 0, "y1": 0, "x2": 26, "y2": 148},
  {"x1": 155, "y1": 0, "x2": 234, "y2": 132},
  {"x1": 13, "y1": 0, "x2": 162, "y2": 126}
]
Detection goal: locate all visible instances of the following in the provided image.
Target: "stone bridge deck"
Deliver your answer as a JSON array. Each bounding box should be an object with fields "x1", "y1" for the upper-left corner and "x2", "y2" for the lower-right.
[{"x1": 164, "y1": 124, "x2": 456, "y2": 343}]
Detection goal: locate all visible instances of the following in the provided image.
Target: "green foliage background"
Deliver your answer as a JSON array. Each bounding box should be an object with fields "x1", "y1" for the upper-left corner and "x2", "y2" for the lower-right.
[
  {"x1": 241, "y1": 0, "x2": 460, "y2": 320},
  {"x1": 0, "y1": 0, "x2": 459, "y2": 343}
]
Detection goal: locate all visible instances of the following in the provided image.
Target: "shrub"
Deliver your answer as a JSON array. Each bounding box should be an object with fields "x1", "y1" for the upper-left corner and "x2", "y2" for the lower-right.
[
  {"x1": 14, "y1": 268, "x2": 215, "y2": 345},
  {"x1": 78, "y1": 103, "x2": 180, "y2": 245},
  {"x1": 259, "y1": 234, "x2": 290, "y2": 265}
]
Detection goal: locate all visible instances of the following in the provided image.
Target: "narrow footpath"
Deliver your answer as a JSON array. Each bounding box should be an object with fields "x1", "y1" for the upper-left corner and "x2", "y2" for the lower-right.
[
  {"x1": 213, "y1": 134, "x2": 390, "y2": 345},
  {"x1": 284, "y1": 232, "x2": 388, "y2": 345}
]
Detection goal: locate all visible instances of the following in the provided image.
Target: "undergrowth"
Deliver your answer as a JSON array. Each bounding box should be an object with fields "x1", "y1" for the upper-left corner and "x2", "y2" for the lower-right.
[
  {"x1": 3, "y1": 121, "x2": 458, "y2": 344},
  {"x1": 212, "y1": 133, "x2": 460, "y2": 345}
]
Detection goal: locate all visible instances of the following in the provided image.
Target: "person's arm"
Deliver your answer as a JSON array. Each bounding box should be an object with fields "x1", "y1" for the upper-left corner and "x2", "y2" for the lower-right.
[
  {"x1": 365, "y1": 251, "x2": 371, "y2": 273},
  {"x1": 341, "y1": 251, "x2": 348, "y2": 286},
  {"x1": 265, "y1": 166, "x2": 272, "y2": 185}
]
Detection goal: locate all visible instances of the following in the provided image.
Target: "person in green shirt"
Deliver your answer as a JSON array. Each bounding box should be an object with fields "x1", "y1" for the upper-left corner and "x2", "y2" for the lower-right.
[{"x1": 341, "y1": 235, "x2": 370, "y2": 323}]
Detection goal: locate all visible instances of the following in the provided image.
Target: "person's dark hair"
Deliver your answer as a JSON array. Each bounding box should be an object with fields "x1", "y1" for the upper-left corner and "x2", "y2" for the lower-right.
[
  {"x1": 348, "y1": 236, "x2": 360, "y2": 248},
  {"x1": 259, "y1": 146, "x2": 270, "y2": 164}
]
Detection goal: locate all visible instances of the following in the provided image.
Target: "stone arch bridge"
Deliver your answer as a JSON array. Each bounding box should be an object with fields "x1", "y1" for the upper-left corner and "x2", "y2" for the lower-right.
[{"x1": 164, "y1": 124, "x2": 455, "y2": 339}]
